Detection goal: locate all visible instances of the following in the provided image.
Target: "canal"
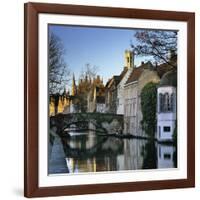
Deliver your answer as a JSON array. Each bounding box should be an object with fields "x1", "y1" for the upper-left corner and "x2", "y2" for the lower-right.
[{"x1": 58, "y1": 130, "x2": 177, "y2": 173}]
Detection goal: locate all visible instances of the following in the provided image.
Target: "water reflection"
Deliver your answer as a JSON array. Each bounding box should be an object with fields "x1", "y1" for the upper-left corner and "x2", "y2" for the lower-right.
[
  {"x1": 61, "y1": 131, "x2": 177, "y2": 173},
  {"x1": 157, "y1": 144, "x2": 177, "y2": 168}
]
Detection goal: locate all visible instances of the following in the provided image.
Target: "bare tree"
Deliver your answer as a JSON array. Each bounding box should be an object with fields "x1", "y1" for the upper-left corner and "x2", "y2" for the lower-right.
[
  {"x1": 131, "y1": 30, "x2": 177, "y2": 68},
  {"x1": 79, "y1": 63, "x2": 99, "y2": 80},
  {"x1": 76, "y1": 63, "x2": 100, "y2": 112},
  {"x1": 48, "y1": 32, "x2": 70, "y2": 95}
]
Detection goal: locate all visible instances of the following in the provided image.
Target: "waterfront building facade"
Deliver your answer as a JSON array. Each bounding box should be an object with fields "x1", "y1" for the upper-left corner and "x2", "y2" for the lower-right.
[
  {"x1": 117, "y1": 50, "x2": 135, "y2": 115},
  {"x1": 123, "y1": 61, "x2": 160, "y2": 136},
  {"x1": 157, "y1": 70, "x2": 177, "y2": 141}
]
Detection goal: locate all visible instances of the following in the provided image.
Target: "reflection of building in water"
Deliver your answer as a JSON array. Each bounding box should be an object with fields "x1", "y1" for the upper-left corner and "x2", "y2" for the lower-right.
[
  {"x1": 66, "y1": 157, "x2": 97, "y2": 173},
  {"x1": 117, "y1": 139, "x2": 146, "y2": 170},
  {"x1": 67, "y1": 132, "x2": 97, "y2": 150},
  {"x1": 64, "y1": 135, "x2": 122, "y2": 173},
  {"x1": 157, "y1": 144, "x2": 176, "y2": 168},
  {"x1": 157, "y1": 70, "x2": 177, "y2": 141}
]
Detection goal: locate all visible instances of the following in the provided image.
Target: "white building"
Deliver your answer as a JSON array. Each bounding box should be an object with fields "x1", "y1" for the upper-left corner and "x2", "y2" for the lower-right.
[
  {"x1": 157, "y1": 71, "x2": 177, "y2": 142},
  {"x1": 117, "y1": 50, "x2": 135, "y2": 115},
  {"x1": 123, "y1": 61, "x2": 160, "y2": 136}
]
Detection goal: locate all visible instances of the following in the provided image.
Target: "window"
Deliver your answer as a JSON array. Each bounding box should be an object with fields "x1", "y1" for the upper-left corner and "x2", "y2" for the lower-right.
[
  {"x1": 164, "y1": 153, "x2": 171, "y2": 160},
  {"x1": 159, "y1": 93, "x2": 164, "y2": 112},
  {"x1": 159, "y1": 92, "x2": 174, "y2": 112},
  {"x1": 163, "y1": 126, "x2": 171, "y2": 132},
  {"x1": 127, "y1": 57, "x2": 129, "y2": 63}
]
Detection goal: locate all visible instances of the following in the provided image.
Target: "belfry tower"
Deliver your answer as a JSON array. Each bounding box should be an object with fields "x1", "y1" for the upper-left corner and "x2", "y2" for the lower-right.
[
  {"x1": 124, "y1": 50, "x2": 134, "y2": 68},
  {"x1": 71, "y1": 73, "x2": 77, "y2": 96}
]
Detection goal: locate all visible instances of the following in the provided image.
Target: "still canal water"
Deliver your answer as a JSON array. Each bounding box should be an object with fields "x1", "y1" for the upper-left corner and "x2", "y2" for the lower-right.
[{"x1": 61, "y1": 130, "x2": 177, "y2": 173}]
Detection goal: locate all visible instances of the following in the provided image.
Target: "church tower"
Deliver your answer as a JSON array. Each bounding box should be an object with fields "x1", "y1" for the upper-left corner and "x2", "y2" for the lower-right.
[
  {"x1": 124, "y1": 50, "x2": 134, "y2": 68},
  {"x1": 71, "y1": 73, "x2": 77, "y2": 96}
]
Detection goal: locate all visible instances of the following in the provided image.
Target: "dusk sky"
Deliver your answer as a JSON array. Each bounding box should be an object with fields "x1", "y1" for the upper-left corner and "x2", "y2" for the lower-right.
[{"x1": 49, "y1": 25, "x2": 150, "y2": 87}]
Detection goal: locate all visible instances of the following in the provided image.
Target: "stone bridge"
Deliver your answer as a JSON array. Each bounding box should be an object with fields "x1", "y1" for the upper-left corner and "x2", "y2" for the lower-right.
[{"x1": 50, "y1": 112, "x2": 124, "y2": 135}]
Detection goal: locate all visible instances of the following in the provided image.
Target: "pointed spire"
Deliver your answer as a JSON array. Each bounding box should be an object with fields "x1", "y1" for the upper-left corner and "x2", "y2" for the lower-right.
[
  {"x1": 63, "y1": 86, "x2": 66, "y2": 96},
  {"x1": 71, "y1": 73, "x2": 77, "y2": 96}
]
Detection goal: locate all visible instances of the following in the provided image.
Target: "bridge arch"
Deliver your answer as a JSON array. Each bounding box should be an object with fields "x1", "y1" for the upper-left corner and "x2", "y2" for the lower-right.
[{"x1": 50, "y1": 112, "x2": 124, "y2": 136}]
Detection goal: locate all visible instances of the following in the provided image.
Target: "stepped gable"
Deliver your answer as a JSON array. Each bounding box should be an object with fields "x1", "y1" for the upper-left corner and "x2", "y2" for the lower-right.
[{"x1": 125, "y1": 61, "x2": 153, "y2": 85}]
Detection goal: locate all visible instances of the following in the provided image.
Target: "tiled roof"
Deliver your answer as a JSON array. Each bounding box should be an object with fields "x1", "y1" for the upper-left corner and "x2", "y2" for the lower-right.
[
  {"x1": 126, "y1": 67, "x2": 143, "y2": 84},
  {"x1": 105, "y1": 67, "x2": 128, "y2": 88},
  {"x1": 125, "y1": 62, "x2": 153, "y2": 85},
  {"x1": 106, "y1": 75, "x2": 120, "y2": 88}
]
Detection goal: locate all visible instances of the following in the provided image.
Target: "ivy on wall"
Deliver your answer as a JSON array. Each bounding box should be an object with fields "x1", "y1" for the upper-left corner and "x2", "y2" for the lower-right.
[{"x1": 140, "y1": 82, "x2": 158, "y2": 138}]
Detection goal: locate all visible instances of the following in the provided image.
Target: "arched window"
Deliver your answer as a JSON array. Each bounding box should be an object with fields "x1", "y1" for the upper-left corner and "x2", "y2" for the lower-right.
[
  {"x1": 163, "y1": 93, "x2": 171, "y2": 112},
  {"x1": 159, "y1": 92, "x2": 175, "y2": 113}
]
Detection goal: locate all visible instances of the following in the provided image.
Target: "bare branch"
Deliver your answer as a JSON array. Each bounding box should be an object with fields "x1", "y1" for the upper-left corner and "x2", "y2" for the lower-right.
[{"x1": 48, "y1": 32, "x2": 71, "y2": 94}]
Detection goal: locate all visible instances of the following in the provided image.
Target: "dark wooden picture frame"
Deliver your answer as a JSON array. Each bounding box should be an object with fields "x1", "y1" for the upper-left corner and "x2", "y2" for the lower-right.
[{"x1": 24, "y1": 2, "x2": 195, "y2": 198}]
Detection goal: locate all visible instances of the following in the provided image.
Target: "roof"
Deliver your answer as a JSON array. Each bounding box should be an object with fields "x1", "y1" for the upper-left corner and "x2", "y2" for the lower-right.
[
  {"x1": 105, "y1": 67, "x2": 128, "y2": 88},
  {"x1": 156, "y1": 63, "x2": 174, "y2": 78},
  {"x1": 105, "y1": 75, "x2": 120, "y2": 89},
  {"x1": 159, "y1": 70, "x2": 177, "y2": 87},
  {"x1": 125, "y1": 61, "x2": 153, "y2": 85}
]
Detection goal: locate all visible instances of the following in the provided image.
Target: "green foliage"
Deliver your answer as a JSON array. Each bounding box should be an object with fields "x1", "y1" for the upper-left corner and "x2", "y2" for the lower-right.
[{"x1": 140, "y1": 82, "x2": 158, "y2": 138}]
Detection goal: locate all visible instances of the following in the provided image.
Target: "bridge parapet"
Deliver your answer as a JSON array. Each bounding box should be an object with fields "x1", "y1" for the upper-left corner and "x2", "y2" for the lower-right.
[{"x1": 50, "y1": 112, "x2": 124, "y2": 135}]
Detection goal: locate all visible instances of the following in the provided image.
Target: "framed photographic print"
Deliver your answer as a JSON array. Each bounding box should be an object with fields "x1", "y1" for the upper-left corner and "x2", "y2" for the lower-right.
[{"x1": 24, "y1": 2, "x2": 195, "y2": 198}]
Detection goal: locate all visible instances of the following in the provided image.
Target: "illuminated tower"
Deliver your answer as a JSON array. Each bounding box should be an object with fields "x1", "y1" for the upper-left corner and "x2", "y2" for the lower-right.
[
  {"x1": 124, "y1": 50, "x2": 134, "y2": 68},
  {"x1": 71, "y1": 73, "x2": 77, "y2": 96}
]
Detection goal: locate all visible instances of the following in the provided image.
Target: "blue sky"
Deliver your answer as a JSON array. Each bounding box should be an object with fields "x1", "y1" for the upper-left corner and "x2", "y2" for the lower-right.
[{"x1": 49, "y1": 25, "x2": 148, "y2": 86}]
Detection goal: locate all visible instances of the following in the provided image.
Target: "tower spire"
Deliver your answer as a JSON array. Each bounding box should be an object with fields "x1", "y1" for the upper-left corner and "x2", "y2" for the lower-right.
[
  {"x1": 71, "y1": 73, "x2": 77, "y2": 96},
  {"x1": 125, "y1": 50, "x2": 134, "y2": 68}
]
